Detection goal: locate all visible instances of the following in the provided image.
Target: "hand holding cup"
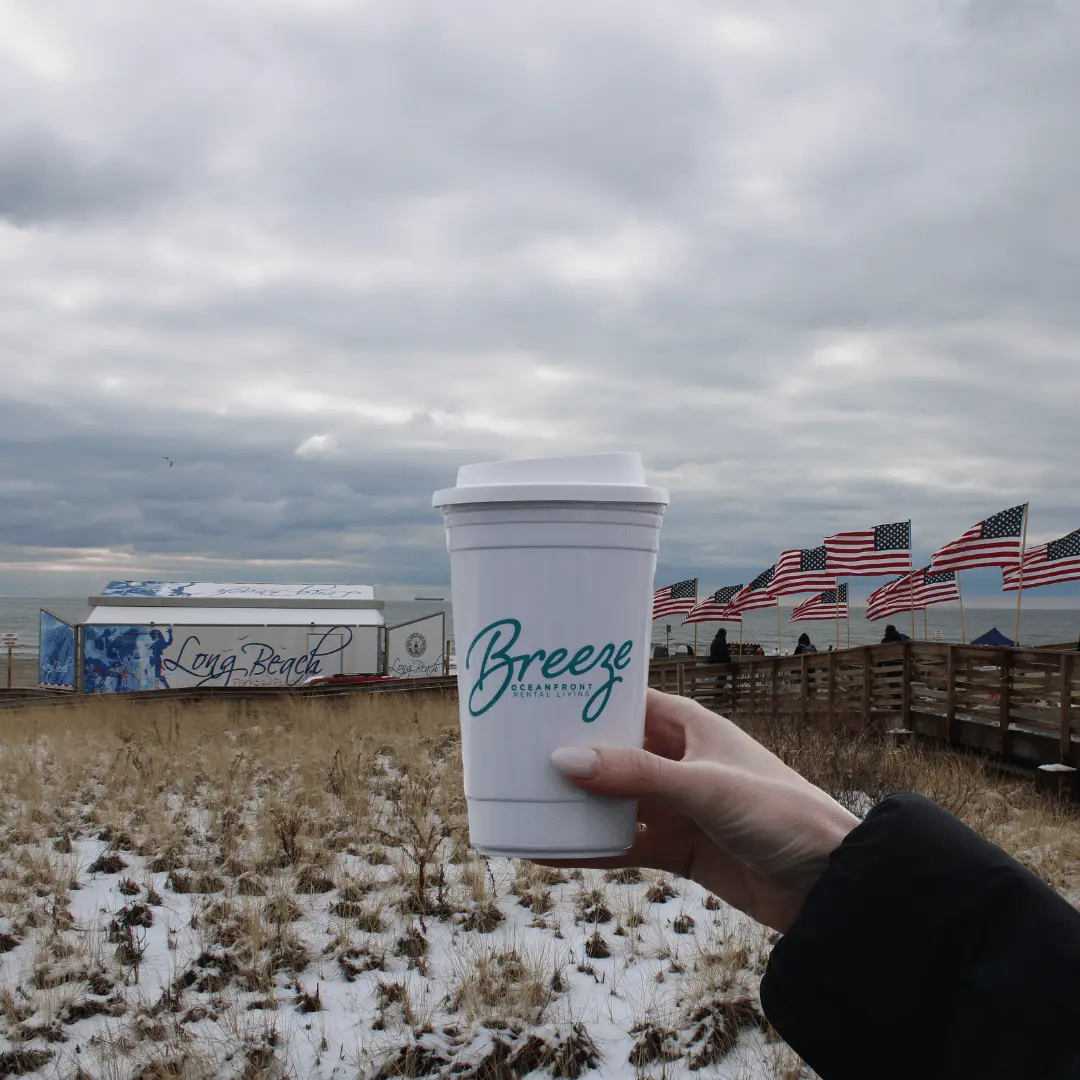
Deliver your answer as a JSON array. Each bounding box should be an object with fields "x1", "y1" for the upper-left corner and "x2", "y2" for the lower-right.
[{"x1": 543, "y1": 689, "x2": 859, "y2": 933}]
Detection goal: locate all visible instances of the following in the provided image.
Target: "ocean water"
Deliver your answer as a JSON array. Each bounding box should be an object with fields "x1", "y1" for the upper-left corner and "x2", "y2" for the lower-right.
[
  {"x1": 2, "y1": 599, "x2": 89, "y2": 657},
  {"x1": 2, "y1": 596, "x2": 1078, "y2": 662}
]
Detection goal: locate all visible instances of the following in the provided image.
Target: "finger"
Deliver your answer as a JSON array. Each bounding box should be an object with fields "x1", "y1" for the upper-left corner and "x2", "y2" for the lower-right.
[
  {"x1": 644, "y1": 689, "x2": 739, "y2": 761},
  {"x1": 640, "y1": 690, "x2": 689, "y2": 760},
  {"x1": 647, "y1": 688, "x2": 805, "y2": 781},
  {"x1": 552, "y1": 745, "x2": 795, "y2": 858},
  {"x1": 551, "y1": 744, "x2": 685, "y2": 800}
]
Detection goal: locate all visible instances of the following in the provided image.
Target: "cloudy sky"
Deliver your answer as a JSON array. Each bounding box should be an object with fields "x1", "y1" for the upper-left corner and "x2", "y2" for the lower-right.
[{"x1": 2, "y1": 0, "x2": 1078, "y2": 599}]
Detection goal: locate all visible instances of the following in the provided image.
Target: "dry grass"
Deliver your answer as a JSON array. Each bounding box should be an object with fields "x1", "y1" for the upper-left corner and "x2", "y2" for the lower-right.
[
  {"x1": 737, "y1": 706, "x2": 1080, "y2": 898},
  {"x1": 0, "y1": 689, "x2": 1077, "y2": 1080}
]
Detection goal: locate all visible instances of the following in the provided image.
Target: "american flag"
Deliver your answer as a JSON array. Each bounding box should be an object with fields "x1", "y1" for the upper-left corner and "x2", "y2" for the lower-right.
[
  {"x1": 728, "y1": 566, "x2": 779, "y2": 615},
  {"x1": 858, "y1": 564, "x2": 960, "y2": 620},
  {"x1": 791, "y1": 584, "x2": 849, "y2": 622},
  {"x1": 866, "y1": 569, "x2": 922, "y2": 621},
  {"x1": 767, "y1": 546, "x2": 836, "y2": 596},
  {"x1": 866, "y1": 594, "x2": 924, "y2": 622},
  {"x1": 915, "y1": 568, "x2": 960, "y2": 607},
  {"x1": 652, "y1": 578, "x2": 698, "y2": 620},
  {"x1": 825, "y1": 521, "x2": 912, "y2": 576},
  {"x1": 930, "y1": 505, "x2": 1026, "y2": 572},
  {"x1": 866, "y1": 574, "x2": 908, "y2": 610},
  {"x1": 1002, "y1": 528, "x2": 1080, "y2": 591},
  {"x1": 683, "y1": 585, "x2": 744, "y2": 625}
]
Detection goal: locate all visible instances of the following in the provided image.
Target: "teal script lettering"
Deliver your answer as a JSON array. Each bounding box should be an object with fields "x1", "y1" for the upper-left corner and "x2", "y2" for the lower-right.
[{"x1": 465, "y1": 618, "x2": 633, "y2": 723}]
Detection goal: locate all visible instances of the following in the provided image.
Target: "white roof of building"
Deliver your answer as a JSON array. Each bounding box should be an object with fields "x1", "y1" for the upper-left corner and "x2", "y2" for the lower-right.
[
  {"x1": 85, "y1": 606, "x2": 384, "y2": 627},
  {"x1": 96, "y1": 581, "x2": 376, "y2": 602}
]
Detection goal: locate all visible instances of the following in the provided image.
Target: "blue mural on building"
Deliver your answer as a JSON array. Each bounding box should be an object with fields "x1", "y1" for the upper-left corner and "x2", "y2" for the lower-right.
[
  {"x1": 101, "y1": 581, "x2": 193, "y2": 597},
  {"x1": 83, "y1": 625, "x2": 174, "y2": 693},
  {"x1": 39, "y1": 612, "x2": 76, "y2": 688}
]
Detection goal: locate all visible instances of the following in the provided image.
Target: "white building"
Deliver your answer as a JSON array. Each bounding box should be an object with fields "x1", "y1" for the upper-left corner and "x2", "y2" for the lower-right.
[{"x1": 79, "y1": 581, "x2": 385, "y2": 692}]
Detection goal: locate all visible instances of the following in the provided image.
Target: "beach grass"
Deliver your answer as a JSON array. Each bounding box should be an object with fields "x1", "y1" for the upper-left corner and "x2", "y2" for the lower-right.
[{"x1": 0, "y1": 691, "x2": 1077, "y2": 1079}]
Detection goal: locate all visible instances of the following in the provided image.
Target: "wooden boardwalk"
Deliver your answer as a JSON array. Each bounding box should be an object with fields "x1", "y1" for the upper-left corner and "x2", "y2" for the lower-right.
[
  {"x1": 0, "y1": 676, "x2": 459, "y2": 710},
  {"x1": 649, "y1": 642, "x2": 1080, "y2": 769}
]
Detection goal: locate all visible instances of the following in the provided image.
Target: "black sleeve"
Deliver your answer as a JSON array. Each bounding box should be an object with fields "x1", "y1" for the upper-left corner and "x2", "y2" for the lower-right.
[{"x1": 760, "y1": 793, "x2": 1080, "y2": 1080}]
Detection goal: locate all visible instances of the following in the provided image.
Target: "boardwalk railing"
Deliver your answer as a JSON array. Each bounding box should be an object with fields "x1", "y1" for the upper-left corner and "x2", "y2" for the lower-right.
[{"x1": 649, "y1": 642, "x2": 1080, "y2": 767}]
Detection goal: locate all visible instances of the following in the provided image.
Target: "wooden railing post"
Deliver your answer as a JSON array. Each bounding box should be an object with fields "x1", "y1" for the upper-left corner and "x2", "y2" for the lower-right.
[
  {"x1": 677, "y1": 661, "x2": 686, "y2": 698},
  {"x1": 827, "y1": 649, "x2": 837, "y2": 730},
  {"x1": 998, "y1": 649, "x2": 1013, "y2": 757},
  {"x1": 945, "y1": 646, "x2": 957, "y2": 745},
  {"x1": 901, "y1": 641, "x2": 912, "y2": 729},
  {"x1": 1060, "y1": 653, "x2": 1073, "y2": 766},
  {"x1": 771, "y1": 662, "x2": 779, "y2": 723},
  {"x1": 861, "y1": 646, "x2": 872, "y2": 725}
]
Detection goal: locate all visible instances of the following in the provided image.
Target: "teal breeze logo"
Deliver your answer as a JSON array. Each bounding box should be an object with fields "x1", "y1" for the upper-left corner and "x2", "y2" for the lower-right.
[{"x1": 465, "y1": 618, "x2": 633, "y2": 723}]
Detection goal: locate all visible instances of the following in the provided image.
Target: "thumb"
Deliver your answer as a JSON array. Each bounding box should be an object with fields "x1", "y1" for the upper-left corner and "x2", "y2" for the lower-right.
[{"x1": 551, "y1": 745, "x2": 685, "y2": 799}]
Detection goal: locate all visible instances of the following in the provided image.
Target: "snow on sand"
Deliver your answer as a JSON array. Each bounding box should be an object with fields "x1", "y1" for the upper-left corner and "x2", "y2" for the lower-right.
[{"x1": 0, "y1": 697, "x2": 802, "y2": 1079}]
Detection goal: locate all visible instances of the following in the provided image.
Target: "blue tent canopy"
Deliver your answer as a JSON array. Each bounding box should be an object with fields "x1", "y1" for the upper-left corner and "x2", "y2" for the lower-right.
[{"x1": 971, "y1": 627, "x2": 1015, "y2": 647}]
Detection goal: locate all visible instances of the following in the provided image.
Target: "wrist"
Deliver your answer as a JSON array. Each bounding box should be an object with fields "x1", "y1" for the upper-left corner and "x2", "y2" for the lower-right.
[{"x1": 775, "y1": 803, "x2": 859, "y2": 933}]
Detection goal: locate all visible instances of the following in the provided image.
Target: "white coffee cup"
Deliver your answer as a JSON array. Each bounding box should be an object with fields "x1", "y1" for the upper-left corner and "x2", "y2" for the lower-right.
[{"x1": 433, "y1": 452, "x2": 669, "y2": 858}]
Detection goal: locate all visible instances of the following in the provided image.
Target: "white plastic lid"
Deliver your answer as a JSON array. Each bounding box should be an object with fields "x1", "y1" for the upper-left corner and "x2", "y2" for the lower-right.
[{"x1": 432, "y1": 452, "x2": 669, "y2": 507}]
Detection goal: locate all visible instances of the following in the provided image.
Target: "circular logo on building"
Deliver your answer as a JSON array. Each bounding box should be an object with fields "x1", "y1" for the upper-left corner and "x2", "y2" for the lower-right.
[{"x1": 406, "y1": 632, "x2": 427, "y2": 658}]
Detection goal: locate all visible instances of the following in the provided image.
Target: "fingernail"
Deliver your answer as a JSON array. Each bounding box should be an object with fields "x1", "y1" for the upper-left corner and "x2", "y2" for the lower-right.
[{"x1": 551, "y1": 747, "x2": 599, "y2": 779}]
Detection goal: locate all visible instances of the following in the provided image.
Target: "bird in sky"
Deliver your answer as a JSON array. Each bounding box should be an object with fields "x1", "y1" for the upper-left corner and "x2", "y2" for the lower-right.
[{"x1": 162, "y1": 456, "x2": 173, "y2": 467}]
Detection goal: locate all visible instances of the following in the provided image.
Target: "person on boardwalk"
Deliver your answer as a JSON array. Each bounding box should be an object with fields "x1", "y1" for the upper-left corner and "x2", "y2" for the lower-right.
[
  {"x1": 707, "y1": 627, "x2": 733, "y2": 707},
  {"x1": 545, "y1": 689, "x2": 1080, "y2": 1080},
  {"x1": 881, "y1": 623, "x2": 910, "y2": 644},
  {"x1": 793, "y1": 632, "x2": 817, "y2": 655},
  {"x1": 709, "y1": 627, "x2": 732, "y2": 664}
]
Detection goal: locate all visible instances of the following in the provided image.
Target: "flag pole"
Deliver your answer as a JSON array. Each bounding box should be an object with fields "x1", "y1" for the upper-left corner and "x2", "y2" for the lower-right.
[
  {"x1": 693, "y1": 579, "x2": 699, "y2": 658},
  {"x1": 1013, "y1": 504, "x2": 1029, "y2": 647},
  {"x1": 908, "y1": 519, "x2": 916, "y2": 640},
  {"x1": 957, "y1": 573, "x2": 966, "y2": 644},
  {"x1": 835, "y1": 577, "x2": 841, "y2": 649},
  {"x1": 923, "y1": 608, "x2": 928, "y2": 640},
  {"x1": 776, "y1": 602, "x2": 782, "y2": 655}
]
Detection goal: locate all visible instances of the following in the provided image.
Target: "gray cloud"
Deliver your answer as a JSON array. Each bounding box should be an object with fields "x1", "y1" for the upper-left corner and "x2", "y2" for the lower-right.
[
  {"x1": 0, "y1": 129, "x2": 164, "y2": 225},
  {"x1": 0, "y1": 0, "x2": 1078, "y2": 599}
]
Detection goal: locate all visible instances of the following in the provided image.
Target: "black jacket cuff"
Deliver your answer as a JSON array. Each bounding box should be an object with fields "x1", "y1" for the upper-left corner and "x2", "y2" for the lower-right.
[{"x1": 760, "y1": 792, "x2": 1080, "y2": 1080}]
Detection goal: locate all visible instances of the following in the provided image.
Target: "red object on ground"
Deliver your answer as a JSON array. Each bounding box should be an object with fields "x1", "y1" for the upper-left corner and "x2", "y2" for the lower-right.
[{"x1": 303, "y1": 674, "x2": 399, "y2": 688}]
